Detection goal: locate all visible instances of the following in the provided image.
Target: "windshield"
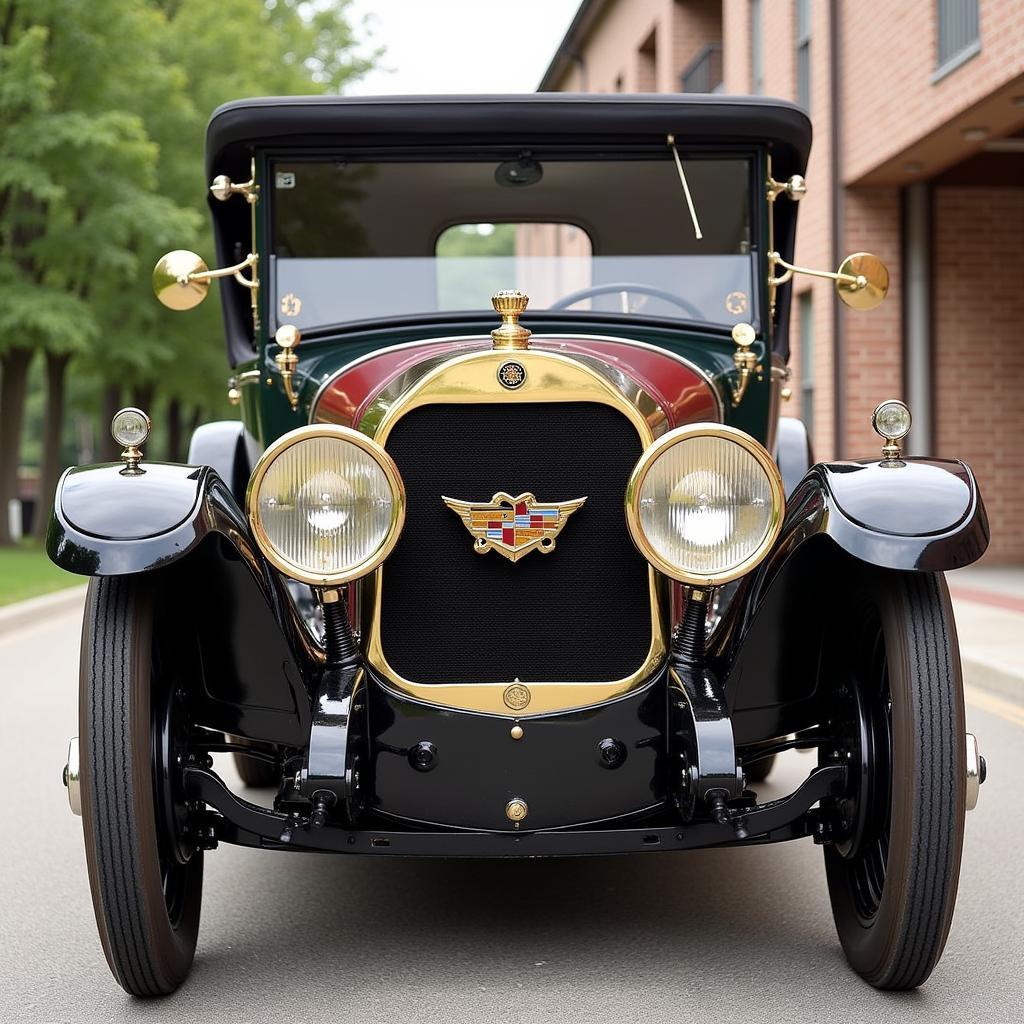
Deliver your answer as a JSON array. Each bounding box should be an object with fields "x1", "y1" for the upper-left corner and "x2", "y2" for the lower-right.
[{"x1": 269, "y1": 155, "x2": 757, "y2": 331}]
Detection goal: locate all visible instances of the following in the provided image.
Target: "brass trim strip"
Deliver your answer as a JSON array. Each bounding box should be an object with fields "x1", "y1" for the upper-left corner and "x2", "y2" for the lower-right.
[{"x1": 362, "y1": 347, "x2": 668, "y2": 717}]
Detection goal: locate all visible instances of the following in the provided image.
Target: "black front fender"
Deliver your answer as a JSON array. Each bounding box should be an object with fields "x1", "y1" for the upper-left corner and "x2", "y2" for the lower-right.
[
  {"x1": 786, "y1": 457, "x2": 988, "y2": 572},
  {"x1": 710, "y1": 456, "x2": 987, "y2": 745},
  {"x1": 46, "y1": 461, "x2": 321, "y2": 746},
  {"x1": 47, "y1": 462, "x2": 247, "y2": 575}
]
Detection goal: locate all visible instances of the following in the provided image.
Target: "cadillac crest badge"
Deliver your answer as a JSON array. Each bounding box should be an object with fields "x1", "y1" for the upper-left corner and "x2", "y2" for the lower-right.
[{"x1": 442, "y1": 491, "x2": 587, "y2": 563}]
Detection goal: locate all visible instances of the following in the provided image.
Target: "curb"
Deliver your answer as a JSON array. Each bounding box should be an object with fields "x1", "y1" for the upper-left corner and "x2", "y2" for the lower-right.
[
  {"x1": 961, "y1": 651, "x2": 1023, "y2": 708},
  {"x1": 0, "y1": 584, "x2": 88, "y2": 639}
]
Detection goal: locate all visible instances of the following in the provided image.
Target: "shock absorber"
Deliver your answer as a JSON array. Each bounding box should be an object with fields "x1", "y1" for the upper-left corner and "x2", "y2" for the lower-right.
[{"x1": 321, "y1": 588, "x2": 359, "y2": 667}]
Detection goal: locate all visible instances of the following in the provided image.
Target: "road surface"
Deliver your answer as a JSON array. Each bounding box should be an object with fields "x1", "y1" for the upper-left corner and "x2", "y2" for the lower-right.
[{"x1": 2, "y1": 599, "x2": 1021, "y2": 1023}]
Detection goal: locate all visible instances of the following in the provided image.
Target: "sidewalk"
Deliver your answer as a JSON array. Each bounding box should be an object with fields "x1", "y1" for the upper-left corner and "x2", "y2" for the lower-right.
[{"x1": 949, "y1": 566, "x2": 1024, "y2": 704}]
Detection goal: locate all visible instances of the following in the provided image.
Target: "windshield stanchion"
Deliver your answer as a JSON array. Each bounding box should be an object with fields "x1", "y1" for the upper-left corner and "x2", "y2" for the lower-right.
[{"x1": 666, "y1": 134, "x2": 703, "y2": 241}]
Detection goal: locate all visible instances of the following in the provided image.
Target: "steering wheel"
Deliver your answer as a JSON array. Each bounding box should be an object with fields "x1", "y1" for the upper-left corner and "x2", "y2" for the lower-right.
[{"x1": 550, "y1": 282, "x2": 705, "y2": 321}]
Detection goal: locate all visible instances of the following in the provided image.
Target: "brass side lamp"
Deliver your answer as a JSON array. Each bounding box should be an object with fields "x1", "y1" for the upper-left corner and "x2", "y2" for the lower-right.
[
  {"x1": 730, "y1": 322, "x2": 758, "y2": 407},
  {"x1": 275, "y1": 324, "x2": 302, "y2": 409}
]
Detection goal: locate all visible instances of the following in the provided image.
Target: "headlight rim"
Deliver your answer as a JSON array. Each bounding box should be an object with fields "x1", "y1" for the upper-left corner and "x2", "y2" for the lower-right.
[
  {"x1": 246, "y1": 424, "x2": 406, "y2": 587},
  {"x1": 625, "y1": 423, "x2": 785, "y2": 588}
]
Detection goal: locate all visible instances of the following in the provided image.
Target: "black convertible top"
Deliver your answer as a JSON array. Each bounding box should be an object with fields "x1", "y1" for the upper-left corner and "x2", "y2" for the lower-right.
[
  {"x1": 206, "y1": 93, "x2": 811, "y2": 180},
  {"x1": 205, "y1": 95, "x2": 811, "y2": 365}
]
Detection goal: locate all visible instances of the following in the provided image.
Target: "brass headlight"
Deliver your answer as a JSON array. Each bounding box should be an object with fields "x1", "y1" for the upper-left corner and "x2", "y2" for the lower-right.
[
  {"x1": 625, "y1": 424, "x2": 784, "y2": 587},
  {"x1": 247, "y1": 425, "x2": 405, "y2": 587}
]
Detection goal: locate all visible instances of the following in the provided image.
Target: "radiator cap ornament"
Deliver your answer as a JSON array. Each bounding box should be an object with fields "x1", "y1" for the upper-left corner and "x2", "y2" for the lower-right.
[
  {"x1": 490, "y1": 290, "x2": 531, "y2": 350},
  {"x1": 442, "y1": 491, "x2": 586, "y2": 563}
]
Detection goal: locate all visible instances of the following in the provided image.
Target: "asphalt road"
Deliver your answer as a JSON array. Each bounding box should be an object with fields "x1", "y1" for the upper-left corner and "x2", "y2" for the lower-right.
[{"x1": 2, "y1": 600, "x2": 1022, "y2": 1024}]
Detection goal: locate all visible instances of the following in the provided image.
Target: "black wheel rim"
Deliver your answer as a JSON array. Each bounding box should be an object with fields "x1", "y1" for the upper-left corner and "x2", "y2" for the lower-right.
[
  {"x1": 829, "y1": 607, "x2": 893, "y2": 924},
  {"x1": 152, "y1": 683, "x2": 195, "y2": 928}
]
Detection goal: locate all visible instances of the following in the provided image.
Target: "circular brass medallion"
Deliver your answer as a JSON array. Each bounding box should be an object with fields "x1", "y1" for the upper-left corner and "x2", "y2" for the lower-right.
[
  {"x1": 503, "y1": 683, "x2": 531, "y2": 711},
  {"x1": 725, "y1": 290, "x2": 748, "y2": 315},
  {"x1": 505, "y1": 798, "x2": 529, "y2": 822},
  {"x1": 497, "y1": 360, "x2": 527, "y2": 390}
]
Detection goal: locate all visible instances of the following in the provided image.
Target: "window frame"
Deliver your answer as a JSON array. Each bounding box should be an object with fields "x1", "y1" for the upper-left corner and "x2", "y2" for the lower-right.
[
  {"x1": 932, "y1": 0, "x2": 980, "y2": 83},
  {"x1": 795, "y1": 0, "x2": 811, "y2": 112},
  {"x1": 750, "y1": 0, "x2": 764, "y2": 95}
]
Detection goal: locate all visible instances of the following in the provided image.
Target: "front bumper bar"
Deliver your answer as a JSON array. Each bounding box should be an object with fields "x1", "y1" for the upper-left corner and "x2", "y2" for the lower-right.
[{"x1": 184, "y1": 762, "x2": 846, "y2": 857}]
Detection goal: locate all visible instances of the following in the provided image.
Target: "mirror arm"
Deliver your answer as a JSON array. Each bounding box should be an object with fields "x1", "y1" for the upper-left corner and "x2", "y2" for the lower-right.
[
  {"x1": 184, "y1": 252, "x2": 258, "y2": 287},
  {"x1": 768, "y1": 251, "x2": 866, "y2": 291}
]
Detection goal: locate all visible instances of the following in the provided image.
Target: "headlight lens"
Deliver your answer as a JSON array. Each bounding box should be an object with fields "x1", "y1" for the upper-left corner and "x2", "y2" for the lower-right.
[
  {"x1": 626, "y1": 425, "x2": 784, "y2": 586},
  {"x1": 247, "y1": 426, "x2": 405, "y2": 586}
]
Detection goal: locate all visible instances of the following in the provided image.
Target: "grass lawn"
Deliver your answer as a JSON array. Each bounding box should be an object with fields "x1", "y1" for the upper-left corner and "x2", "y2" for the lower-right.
[{"x1": 0, "y1": 541, "x2": 80, "y2": 606}]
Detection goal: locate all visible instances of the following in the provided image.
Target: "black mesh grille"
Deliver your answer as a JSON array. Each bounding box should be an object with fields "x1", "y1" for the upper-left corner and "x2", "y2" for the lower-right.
[{"x1": 379, "y1": 402, "x2": 652, "y2": 683}]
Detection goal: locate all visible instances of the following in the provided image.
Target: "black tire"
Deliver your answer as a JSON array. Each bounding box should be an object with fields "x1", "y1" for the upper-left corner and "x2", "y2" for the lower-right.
[
  {"x1": 80, "y1": 576, "x2": 203, "y2": 997},
  {"x1": 232, "y1": 750, "x2": 280, "y2": 788},
  {"x1": 745, "y1": 753, "x2": 776, "y2": 783},
  {"x1": 823, "y1": 569, "x2": 966, "y2": 990}
]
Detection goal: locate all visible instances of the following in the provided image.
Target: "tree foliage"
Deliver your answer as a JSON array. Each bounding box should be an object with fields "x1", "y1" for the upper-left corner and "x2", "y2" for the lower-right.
[{"x1": 0, "y1": 0, "x2": 375, "y2": 543}]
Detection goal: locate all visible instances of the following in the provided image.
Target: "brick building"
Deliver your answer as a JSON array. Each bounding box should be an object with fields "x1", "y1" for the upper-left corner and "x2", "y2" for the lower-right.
[{"x1": 539, "y1": 0, "x2": 1024, "y2": 562}]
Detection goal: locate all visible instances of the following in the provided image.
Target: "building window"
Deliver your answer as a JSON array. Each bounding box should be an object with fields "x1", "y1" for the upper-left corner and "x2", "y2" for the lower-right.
[
  {"x1": 799, "y1": 291, "x2": 813, "y2": 436},
  {"x1": 638, "y1": 28, "x2": 657, "y2": 92},
  {"x1": 935, "y1": 0, "x2": 980, "y2": 79},
  {"x1": 681, "y1": 44, "x2": 724, "y2": 93},
  {"x1": 750, "y1": 0, "x2": 764, "y2": 94},
  {"x1": 795, "y1": 0, "x2": 811, "y2": 111}
]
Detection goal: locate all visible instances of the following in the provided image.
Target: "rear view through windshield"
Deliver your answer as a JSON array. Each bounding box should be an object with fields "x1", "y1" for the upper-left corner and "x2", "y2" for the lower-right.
[{"x1": 269, "y1": 155, "x2": 756, "y2": 330}]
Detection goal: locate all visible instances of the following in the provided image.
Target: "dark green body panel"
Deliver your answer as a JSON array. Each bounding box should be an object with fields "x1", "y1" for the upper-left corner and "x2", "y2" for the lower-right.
[{"x1": 239, "y1": 317, "x2": 770, "y2": 450}]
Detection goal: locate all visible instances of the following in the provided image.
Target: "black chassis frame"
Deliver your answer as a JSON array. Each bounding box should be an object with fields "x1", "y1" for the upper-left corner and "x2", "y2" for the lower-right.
[{"x1": 48, "y1": 442, "x2": 988, "y2": 856}]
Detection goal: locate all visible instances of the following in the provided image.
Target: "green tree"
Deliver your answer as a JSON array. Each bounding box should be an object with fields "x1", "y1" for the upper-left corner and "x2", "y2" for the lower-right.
[{"x1": 0, "y1": 0, "x2": 375, "y2": 544}]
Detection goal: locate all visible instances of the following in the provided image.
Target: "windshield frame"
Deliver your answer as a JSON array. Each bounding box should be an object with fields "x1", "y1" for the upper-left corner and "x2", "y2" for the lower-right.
[{"x1": 257, "y1": 143, "x2": 768, "y2": 345}]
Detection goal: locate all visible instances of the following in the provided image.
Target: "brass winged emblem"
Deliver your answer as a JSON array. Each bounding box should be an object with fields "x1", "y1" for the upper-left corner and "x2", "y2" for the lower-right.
[{"x1": 441, "y1": 491, "x2": 587, "y2": 563}]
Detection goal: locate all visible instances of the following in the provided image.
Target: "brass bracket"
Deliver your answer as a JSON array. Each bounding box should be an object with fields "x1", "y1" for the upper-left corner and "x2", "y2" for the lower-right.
[
  {"x1": 227, "y1": 369, "x2": 261, "y2": 405},
  {"x1": 768, "y1": 251, "x2": 864, "y2": 291},
  {"x1": 766, "y1": 174, "x2": 807, "y2": 203},
  {"x1": 765, "y1": 168, "x2": 806, "y2": 322},
  {"x1": 771, "y1": 363, "x2": 793, "y2": 402},
  {"x1": 186, "y1": 252, "x2": 259, "y2": 290},
  {"x1": 210, "y1": 173, "x2": 260, "y2": 205},
  {"x1": 209, "y1": 158, "x2": 261, "y2": 332},
  {"x1": 119, "y1": 445, "x2": 145, "y2": 476}
]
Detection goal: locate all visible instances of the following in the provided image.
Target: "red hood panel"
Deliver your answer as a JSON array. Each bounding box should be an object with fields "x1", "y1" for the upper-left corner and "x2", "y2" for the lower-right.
[{"x1": 312, "y1": 336, "x2": 720, "y2": 431}]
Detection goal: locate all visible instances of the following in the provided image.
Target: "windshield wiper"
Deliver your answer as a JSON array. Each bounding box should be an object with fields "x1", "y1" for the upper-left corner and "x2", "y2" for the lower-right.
[{"x1": 666, "y1": 134, "x2": 703, "y2": 241}]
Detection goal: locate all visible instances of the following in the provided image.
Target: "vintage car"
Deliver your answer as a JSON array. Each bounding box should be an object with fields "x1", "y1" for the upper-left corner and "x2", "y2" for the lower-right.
[{"x1": 49, "y1": 95, "x2": 990, "y2": 996}]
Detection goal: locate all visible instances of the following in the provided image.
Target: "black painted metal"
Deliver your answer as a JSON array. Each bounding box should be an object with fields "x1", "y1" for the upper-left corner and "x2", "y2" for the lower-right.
[
  {"x1": 380, "y1": 402, "x2": 651, "y2": 684},
  {"x1": 785, "y1": 457, "x2": 989, "y2": 572},
  {"x1": 298, "y1": 663, "x2": 366, "y2": 824},
  {"x1": 708, "y1": 456, "x2": 987, "y2": 747},
  {"x1": 669, "y1": 598, "x2": 744, "y2": 824},
  {"x1": 368, "y1": 669, "x2": 668, "y2": 831},
  {"x1": 47, "y1": 461, "x2": 321, "y2": 746},
  {"x1": 184, "y1": 762, "x2": 846, "y2": 856},
  {"x1": 187, "y1": 421, "x2": 250, "y2": 506}
]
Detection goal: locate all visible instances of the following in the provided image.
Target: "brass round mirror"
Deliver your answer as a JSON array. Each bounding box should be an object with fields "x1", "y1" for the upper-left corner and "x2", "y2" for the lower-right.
[
  {"x1": 836, "y1": 252, "x2": 889, "y2": 311},
  {"x1": 153, "y1": 250, "x2": 210, "y2": 311}
]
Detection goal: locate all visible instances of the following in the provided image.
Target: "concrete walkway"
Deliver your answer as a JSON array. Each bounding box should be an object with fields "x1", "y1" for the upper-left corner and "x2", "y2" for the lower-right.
[{"x1": 949, "y1": 566, "x2": 1024, "y2": 705}]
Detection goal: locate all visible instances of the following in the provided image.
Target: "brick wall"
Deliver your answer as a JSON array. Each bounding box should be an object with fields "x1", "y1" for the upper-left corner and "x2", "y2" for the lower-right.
[
  {"x1": 841, "y1": 188, "x2": 904, "y2": 458},
  {"x1": 549, "y1": 0, "x2": 721, "y2": 93},
  {"x1": 841, "y1": 0, "x2": 1024, "y2": 184},
  {"x1": 934, "y1": 186, "x2": 1024, "y2": 563}
]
